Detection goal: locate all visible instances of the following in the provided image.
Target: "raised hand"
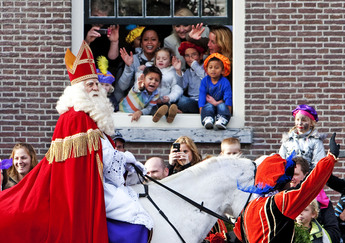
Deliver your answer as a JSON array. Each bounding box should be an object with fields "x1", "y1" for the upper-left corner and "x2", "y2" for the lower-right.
[
  {"x1": 172, "y1": 56, "x2": 181, "y2": 72},
  {"x1": 108, "y1": 25, "x2": 120, "y2": 60},
  {"x1": 85, "y1": 26, "x2": 101, "y2": 45},
  {"x1": 329, "y1": 132, "x2": 340, "y2": 158},
  {"x1": 137, "y1": 74, "x2": 145, "y2": 91},
  {"x1": 107, "y1": 25, "x2": 119, "y2": 42},
  {"x1": 120, "y1": 48, "x2": 134, "y2": 67},
  {"x1": 189, "y1": 23, "x2": 205, "y2": 40}
]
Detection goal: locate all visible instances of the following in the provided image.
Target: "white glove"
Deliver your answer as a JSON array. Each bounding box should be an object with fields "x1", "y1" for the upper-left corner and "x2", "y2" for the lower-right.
[
  {"x1": 124, "y1": 151, "x2": 147, "y2": 175},
  {"x1": 124, "y1": 151, "x2": 136, "y2": 164}
]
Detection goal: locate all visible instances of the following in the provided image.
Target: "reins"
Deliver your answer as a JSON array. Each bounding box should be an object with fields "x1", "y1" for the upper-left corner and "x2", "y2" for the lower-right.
[
  {"x1": 138, "y1": 184, "x2": 186, "y2": 243},
  {"x1": 143, "y1": 173, "x2": 232, "y2": 224},
  {"x1": 240, "y1": 161, "x2": 257, "y2": 217},
  {"x1": 131, "y1": 160, "x2": 257, "y2": 242}
]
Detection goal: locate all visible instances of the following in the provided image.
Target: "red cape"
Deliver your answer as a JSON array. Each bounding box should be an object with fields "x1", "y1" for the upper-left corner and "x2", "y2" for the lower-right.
[{"x1": 0, "y1": 108, "x2": 109, "y2": 243}]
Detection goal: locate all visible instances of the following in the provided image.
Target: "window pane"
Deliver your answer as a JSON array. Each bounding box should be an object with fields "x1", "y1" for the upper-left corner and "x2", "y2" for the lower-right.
[
  {"x1": 146, "y1": 0, "x2": 170, "y2": 16},
  {"x1": 91, "y1": 0, "x2": 115, "y2": 16},
  {"x1": 119, "y1": 0, "x2": 143, "y2": 16},
  {"x1": 174, "y1": 0, "x2": 199, "y2": 16},
  {"x1": 203, "y1": 0, "x2": 227, "y2": 16}
]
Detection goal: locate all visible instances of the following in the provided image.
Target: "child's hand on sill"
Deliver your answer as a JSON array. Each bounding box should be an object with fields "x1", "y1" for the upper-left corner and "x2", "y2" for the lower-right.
[{"x1": 129, "y1": 110, "x2": 142, "y2": 122}]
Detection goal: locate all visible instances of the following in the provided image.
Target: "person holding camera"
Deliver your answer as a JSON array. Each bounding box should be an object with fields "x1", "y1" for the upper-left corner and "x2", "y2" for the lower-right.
[
  {"x1": 84, "y1": 0, "x2": 120, "y2": 75},
  {"x1": 167, "y1": 136, "x2": 202, "y2": 175}
]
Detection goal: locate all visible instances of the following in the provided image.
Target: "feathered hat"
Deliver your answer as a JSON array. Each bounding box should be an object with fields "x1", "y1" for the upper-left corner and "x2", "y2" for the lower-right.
[
  {"x1": 96, "y1": 56, "x2": 115, "y2": 85},
  {"x1": 203, "y1": 53, "x2": 231, "y2": 77},
  {"x1": 292, "y1": 104, "x2": 318, "y2": 122},
  {"x1": 238, "y1": 152, "x2": 296, "y2": 196},
  {"x1": 64, "y1": 41, "x2": 98, "y2": 85}
]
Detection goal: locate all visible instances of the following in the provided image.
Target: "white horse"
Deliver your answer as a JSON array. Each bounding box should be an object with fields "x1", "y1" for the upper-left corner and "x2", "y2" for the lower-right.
[{"x1": 131, "y1": 155, "x2": 259, "y2": 243}]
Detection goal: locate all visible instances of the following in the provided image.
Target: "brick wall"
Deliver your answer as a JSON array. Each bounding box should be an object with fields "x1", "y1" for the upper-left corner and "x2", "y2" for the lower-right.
[
  {"x1": 243, "y1": 0, "x2": 345, "y2": 203},
  {"x1": 1, "y1": 0, "x2": 344, "y2": 202},
  {"x1": 1, "y1": 1, "x2": 71, "y2": 158}
]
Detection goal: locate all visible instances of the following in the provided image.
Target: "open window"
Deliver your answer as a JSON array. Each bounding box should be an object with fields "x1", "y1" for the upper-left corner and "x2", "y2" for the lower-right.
[{"x1": 71, "y1": 0, "x2": 251, "y2": 143}]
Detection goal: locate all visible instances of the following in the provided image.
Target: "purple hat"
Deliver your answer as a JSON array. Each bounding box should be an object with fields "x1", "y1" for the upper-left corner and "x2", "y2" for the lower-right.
[
  {"x1": 292, "y1": 104, "x2": 318, "y2": 122},
  {"x1": 96, "y1": 69, "x2": 115, "y2": 85}
]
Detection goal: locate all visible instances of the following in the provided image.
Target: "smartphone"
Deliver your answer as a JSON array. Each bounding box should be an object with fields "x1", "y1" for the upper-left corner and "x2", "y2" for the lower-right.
[
  {"x1": 173, "y1": 143, "x2": 180, "y2": 152},
  {"x1": 96, "y1": 28, "x2": 109, "y2": 35}
]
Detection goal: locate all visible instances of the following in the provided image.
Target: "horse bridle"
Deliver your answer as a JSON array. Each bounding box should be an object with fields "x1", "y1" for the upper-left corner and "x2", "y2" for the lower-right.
[{"x1": 131, "y1": 161, "x2": 257, "y2": 242}]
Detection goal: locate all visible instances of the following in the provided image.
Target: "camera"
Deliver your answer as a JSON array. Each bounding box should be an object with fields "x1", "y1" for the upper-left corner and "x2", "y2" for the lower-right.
[
  {"x1": 96, "y1": 28, "x2": 109, "y2": 35},
  {"x1": 173, "y1": 143, "x2": 180, "y2": 152}
]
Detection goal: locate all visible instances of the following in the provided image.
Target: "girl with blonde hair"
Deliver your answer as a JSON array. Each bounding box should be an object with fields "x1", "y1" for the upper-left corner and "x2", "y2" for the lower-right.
[{"x1": 209, "y1": 25, "x2": 233, "y2": 62}]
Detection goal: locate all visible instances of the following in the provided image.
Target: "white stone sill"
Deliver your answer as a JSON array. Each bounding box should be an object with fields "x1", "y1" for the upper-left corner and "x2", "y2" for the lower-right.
[{"x1": 112, "y1": 113, "x2": 253, "y2": 144}]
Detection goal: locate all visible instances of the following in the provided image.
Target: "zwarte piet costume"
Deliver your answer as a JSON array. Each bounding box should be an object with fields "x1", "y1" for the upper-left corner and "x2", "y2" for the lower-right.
[{"x1": 234, "y1": 151, "x2": 337, "y2": 243}]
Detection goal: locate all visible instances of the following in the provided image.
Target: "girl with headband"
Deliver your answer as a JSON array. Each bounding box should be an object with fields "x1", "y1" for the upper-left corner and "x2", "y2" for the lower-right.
[{"x1": 279, "y1": 104, "x2": 326, "y2": 169}]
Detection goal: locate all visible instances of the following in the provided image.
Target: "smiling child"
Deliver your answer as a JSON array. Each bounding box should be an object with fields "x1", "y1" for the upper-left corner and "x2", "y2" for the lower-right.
[{"x1": 279, "y1": 104, "x2": 326, "y2": 169}]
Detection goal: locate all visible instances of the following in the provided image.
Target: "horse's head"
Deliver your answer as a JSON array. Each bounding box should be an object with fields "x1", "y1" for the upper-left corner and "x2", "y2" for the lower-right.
[{"x1": 182, "y1": 155, "x2": 257, "y2": 217}]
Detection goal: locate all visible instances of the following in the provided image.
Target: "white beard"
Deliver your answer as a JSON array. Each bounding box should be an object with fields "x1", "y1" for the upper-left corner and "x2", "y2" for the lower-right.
[{"x1": 56, "y1": 82, "x2": 115, "y2": 136}]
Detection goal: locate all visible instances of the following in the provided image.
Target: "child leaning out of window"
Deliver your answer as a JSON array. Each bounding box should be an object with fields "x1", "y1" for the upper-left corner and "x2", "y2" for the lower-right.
[{"x1": 119, "y1": 66, "x2": 161, "y2": 122}]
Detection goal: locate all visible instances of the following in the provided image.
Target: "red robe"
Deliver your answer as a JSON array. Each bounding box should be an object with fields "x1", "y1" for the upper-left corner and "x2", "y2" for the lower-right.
[
  {"x1": 234, "y1": 154, "x2": 336, "y2": 243},
  {"x1": 0, "y1": 108, "x2": 109, "y2": 243}
]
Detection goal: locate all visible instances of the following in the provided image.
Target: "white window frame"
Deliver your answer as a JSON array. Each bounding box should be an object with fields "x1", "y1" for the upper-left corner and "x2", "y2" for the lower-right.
[{"x1": 71, "y1": 0, "x2": 249, "y2": 142}]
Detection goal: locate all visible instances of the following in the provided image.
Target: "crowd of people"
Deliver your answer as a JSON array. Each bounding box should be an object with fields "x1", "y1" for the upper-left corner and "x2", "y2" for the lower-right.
[
  {"x1": 85, "y1": 3, "x2": 234, "y2": 129},
  {"x1": 0, "y1": 4, "x2": 344, "y2": 243},
  {"x1": 1, "y1": 99, "x2": 344, "y2": 242}
]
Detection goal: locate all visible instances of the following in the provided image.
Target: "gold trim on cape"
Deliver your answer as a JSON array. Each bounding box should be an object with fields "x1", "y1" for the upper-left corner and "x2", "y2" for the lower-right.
[
  {"x1": 46, "y1": 128, "x2": 103, "y2": 163},
  {"x1": 96, "y1": 153, "x2": 104, "y2": 182}
]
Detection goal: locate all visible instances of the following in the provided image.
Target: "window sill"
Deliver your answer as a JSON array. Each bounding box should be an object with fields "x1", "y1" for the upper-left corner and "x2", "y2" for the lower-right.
[{"x1": 112, "y1": 112, "x2": 253, "y2": 143}]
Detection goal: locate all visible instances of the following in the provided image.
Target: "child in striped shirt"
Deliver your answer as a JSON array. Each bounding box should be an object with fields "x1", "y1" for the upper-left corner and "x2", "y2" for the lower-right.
[{"x1": 119, "y1": 66, "x2": 161, "y2": 122}]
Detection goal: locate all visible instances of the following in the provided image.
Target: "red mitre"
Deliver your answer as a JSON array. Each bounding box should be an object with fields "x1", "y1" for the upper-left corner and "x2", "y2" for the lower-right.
[{"x1": 65, "y1": 41, "x2": 98, "y2": 85}]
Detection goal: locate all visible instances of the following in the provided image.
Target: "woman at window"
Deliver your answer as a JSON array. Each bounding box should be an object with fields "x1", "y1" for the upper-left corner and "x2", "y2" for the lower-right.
[
  {"x1": 164, "y1": 8, "x2": 209, "y2": 71},
  {"x1": 188, "y1": 24, "x2": 232, "y2": 63}
]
